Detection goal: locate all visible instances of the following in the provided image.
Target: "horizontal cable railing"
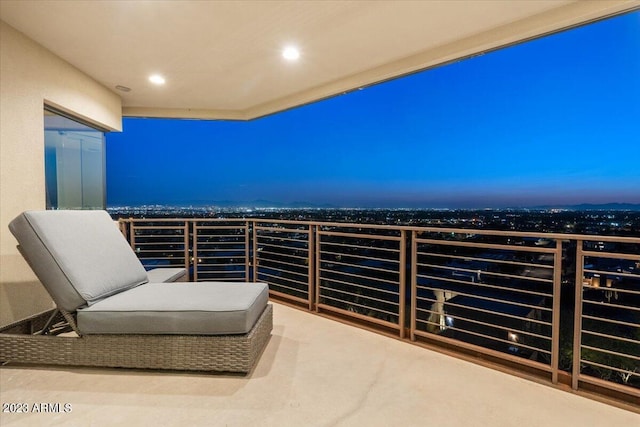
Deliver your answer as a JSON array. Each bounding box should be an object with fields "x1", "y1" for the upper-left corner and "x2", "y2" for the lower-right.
[
  {"x1": 254, "y1": 221, "x2": 313, "y2": 310},
  {"x1": 411, "y1": 229, "x2": 562, "y2": 382},
  {"x1": 193, "y1": 221, "x2": 249, "y2": 282},
  {"x1": 574, "y1": 238, "x2": 640, "y2": 397},
  {"x1": 121, "y1": 219, "x2": 190, "y2": 273},
  {"x1": 316, "y1": 224, "x2": 406, "y2": 337},
  {"x1": 118, "y1": 217, "x2": 640, "y2": 401}
]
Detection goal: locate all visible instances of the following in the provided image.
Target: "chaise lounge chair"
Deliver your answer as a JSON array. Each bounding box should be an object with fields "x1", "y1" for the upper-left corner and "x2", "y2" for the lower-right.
[{"x1": 0, "y1": 210, "x2": 272, "y2": 373}]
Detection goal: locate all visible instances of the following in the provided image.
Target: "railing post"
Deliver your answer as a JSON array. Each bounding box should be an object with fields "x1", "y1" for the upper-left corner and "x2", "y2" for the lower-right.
[
  {"x1": 118, "y1": 219, "x2": 126, "y2": 239},
  {"x1": 314, "y1": 224, "x2": 321, "y2": 312},
  {"x1": 572, "y1": 239, "x2": 584, "y2": 390},
  {"x1": 551, "y1": 239, "x2": 562, "y2": 384},
  {"x1": 399, "y1": 230, "x2": 407, "y2": 338},
  {"x1": 245, "y1": 220, "x2": 251, "y2": 281},
  {"x1": 252, "y1": 220, "x2": 258, "y2": 286},
  {"x1": 129, "y1": 221, "x2": 136, "y2": 251},
  {"x1": 308, "y1": 224, "x2": 315, "y2": 311},
  {"x1": 192, "y1": 221, "x2": 198, "y2": 282},
  {"x1": 410, "y1": 230, "x2": 417, "y2": 341}
]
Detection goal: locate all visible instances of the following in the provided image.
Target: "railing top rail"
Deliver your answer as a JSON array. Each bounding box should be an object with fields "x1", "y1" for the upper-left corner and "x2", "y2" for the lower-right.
[
  {"x1": 119, "y1": 218, "x2": 248, "y2": 223},
  {"x1": 117, "y1": 217, "x2": 640, "y2": 243}
]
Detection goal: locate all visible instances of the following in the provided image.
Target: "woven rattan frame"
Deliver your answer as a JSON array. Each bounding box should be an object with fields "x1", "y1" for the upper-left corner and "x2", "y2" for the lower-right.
[{"x1": 0, "y1": 304, "x2": 272, "y2": 374}]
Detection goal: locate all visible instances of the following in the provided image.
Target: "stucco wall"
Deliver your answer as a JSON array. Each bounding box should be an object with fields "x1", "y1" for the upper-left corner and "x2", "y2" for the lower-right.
[{"x1": 0, "y1": 21, "x2": 122, "y2": 325}]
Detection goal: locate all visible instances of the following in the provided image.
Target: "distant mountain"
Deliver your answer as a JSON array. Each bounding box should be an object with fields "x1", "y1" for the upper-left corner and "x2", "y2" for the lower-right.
[{"x1": 528, "y1": 203, "x2": 640, "y2": 211}]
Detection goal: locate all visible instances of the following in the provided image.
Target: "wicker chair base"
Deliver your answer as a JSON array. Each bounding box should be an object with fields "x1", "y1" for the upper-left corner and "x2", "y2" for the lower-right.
[{"x1": 0, "y1": 304, "x2": 272, "y2": 374}]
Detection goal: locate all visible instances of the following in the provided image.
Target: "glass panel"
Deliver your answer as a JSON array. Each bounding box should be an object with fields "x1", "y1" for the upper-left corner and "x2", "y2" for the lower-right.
[{"x1": 44, "y1": 109, "x2": 105, "y2": 209}]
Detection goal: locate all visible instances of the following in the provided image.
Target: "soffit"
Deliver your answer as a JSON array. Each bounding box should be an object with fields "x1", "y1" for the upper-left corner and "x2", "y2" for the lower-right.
[{"x1": 1, "y1": 1, "x2": 637, "y2": 120}]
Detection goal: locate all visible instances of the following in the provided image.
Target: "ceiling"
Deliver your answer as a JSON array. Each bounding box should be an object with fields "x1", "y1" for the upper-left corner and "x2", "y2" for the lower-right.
[{"x1": 1, "y1": 0, "x2": 638, "y2": 120}]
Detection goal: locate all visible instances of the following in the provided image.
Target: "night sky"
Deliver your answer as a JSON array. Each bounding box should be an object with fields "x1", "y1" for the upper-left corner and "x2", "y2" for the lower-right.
[{"x1": 106, "y1": 11, "x2": 639, "y2": 209}]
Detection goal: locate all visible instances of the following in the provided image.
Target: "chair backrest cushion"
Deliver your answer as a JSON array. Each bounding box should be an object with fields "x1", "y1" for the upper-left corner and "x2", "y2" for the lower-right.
[{"x1": 9, "y1": 210, "x2": 148, "y2": 311}]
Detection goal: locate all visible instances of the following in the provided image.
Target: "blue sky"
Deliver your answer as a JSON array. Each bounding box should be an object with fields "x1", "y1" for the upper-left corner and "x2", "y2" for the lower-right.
[{"x1": 106, "y1": 11, "x2": 639, "y2": 208}]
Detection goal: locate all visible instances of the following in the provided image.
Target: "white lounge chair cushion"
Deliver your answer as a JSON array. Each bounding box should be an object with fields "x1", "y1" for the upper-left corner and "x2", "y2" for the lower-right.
[
  {"x1": 9, "y1": 210, "x2": 148, "y2": 311},
  {"x1": 77, "y1": 282, "x2": 269, "y2": 335},
  {"x1": 146, "y1": 267, "x2": 187, "y2": 283}
]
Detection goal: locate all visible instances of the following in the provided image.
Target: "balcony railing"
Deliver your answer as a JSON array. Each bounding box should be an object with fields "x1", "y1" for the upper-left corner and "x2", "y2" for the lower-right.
[{"x1": 118, "y1": 218, "x2": 640, "y2": 405}]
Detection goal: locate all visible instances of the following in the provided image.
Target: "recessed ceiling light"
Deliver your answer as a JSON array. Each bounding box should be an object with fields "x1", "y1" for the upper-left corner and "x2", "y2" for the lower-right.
[
  {"x1": 149, "y1": 74, "x2": 166, "y2": 85},
  {"x1": 282, "y1": 46, "x2": 300, "y2": 61}
]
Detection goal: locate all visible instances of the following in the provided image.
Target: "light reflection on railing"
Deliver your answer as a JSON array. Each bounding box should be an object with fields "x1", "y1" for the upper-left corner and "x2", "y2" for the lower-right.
[{"x1": 118, "y1": 217, "x2": 640, "y2": 403}]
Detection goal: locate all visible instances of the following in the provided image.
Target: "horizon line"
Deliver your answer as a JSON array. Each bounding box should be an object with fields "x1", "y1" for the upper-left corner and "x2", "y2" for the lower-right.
[{"x1": 106, "y1": 202, "x2": 640, "y2": 212}]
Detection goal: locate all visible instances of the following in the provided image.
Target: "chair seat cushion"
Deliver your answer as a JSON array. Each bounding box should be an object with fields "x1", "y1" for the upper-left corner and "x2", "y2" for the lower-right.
[{"x1": 77, "y1": 282, "x2": 269, "y2": 335}]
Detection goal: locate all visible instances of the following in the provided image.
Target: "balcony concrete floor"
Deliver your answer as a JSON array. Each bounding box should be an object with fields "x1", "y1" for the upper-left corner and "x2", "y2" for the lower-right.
[{"x1": 1, "y1": 302, "x2": 638, "y2": 426}]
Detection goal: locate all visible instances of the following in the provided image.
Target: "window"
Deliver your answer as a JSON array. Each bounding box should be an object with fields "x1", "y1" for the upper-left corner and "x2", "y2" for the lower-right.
[{"x1": 44, "y1": 108, "x2": 106, "y2": 209}]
